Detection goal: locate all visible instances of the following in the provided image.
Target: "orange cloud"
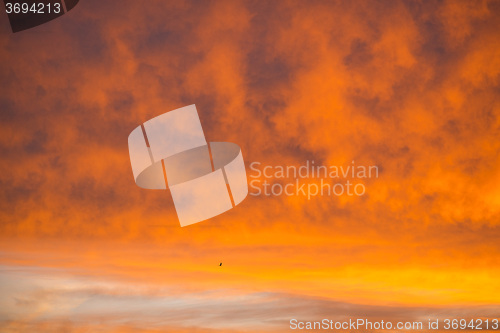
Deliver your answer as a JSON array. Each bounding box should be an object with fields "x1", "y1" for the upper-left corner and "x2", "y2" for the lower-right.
[{"x1": 0, "y1": 0, "x2": 499, "y2": 331}]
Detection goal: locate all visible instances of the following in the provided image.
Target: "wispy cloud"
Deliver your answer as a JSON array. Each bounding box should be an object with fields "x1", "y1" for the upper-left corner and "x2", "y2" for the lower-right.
[{"x1": 1, "y1": 266, "x2": 499, "y2": 332}]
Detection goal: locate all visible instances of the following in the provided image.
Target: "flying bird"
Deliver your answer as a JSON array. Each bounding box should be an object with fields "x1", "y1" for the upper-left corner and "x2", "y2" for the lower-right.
[{"x1": 219, "y1": 263, "x2": 222, "y2": 266}]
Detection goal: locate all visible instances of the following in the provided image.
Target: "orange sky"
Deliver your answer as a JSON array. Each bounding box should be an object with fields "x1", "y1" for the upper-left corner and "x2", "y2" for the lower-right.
[{"x1": 0, "y1": 0, "x2": 499, "y2": 332}]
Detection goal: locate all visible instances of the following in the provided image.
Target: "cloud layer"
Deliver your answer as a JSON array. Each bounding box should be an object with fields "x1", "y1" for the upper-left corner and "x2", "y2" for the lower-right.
[{"x1": 0, "y1": 0, "x2": 499, "y2": 331}]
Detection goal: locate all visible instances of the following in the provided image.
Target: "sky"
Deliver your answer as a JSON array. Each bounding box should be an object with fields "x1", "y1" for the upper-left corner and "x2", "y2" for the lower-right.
[{"x1": 0, "y1": 0, "x2": 499, "y2": 332}]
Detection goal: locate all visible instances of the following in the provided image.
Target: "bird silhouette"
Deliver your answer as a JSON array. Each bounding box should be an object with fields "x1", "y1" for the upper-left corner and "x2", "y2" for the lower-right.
[{"x1": 219, "y1": 263, "x2": 222, "y2": 266}]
